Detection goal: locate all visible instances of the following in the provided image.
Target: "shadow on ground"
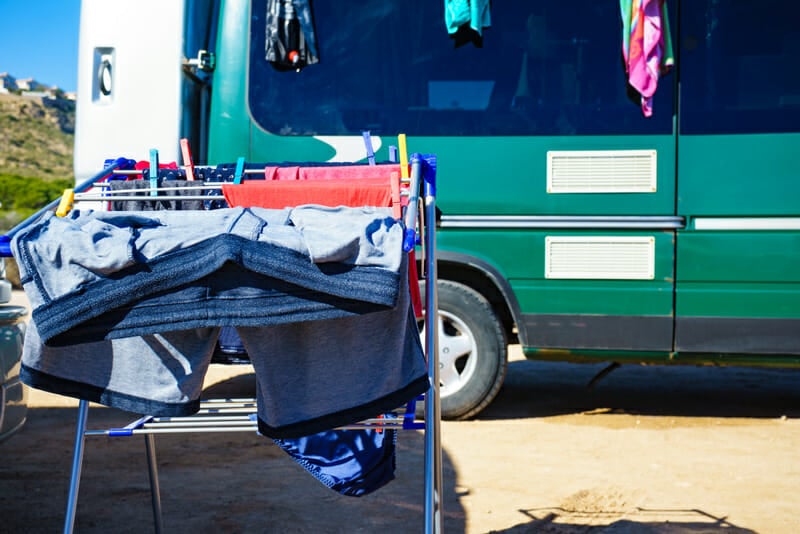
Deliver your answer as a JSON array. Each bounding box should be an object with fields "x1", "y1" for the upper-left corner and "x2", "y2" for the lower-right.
[
  {"x1": 498, "y1": 507, "x2": 756, "y2": 533},
  {"x1": 478, "y1": 359, "x2": 800, "y2": 422},
  {"x1": 4, "y1": 358, "x2": 799, "y2": 532},
  {"x1": 0, "y1": 372, "x2": 464, "y2": 533}
]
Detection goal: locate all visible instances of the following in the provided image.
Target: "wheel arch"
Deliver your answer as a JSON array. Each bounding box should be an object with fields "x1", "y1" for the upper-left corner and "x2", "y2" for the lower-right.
[{"x1": 433, "y1": 251, "x2": 527, "y2": 347}]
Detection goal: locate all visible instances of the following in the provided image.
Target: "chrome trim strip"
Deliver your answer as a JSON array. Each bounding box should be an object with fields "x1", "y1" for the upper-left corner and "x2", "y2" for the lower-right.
[
  {"x1": 440, "y1": 215, "x2": 685, "y2": 230},
  {"x1": 693, "y1": 217, "x2": 800, "y2": 230}
]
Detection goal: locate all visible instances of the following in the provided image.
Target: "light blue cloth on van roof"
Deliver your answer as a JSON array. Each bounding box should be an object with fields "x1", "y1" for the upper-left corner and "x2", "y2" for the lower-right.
[{"x1": 445, "y1": 0, "x2": 491, "y2": 36}]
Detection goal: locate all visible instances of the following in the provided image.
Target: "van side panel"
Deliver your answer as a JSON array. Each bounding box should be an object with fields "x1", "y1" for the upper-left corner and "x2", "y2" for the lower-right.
[
  {"x1": 73, "y1": 0, "x2": 186, "y2": 180},
  {"x1": 208, "y1": 0, "x2": 251, "y2": 163},
  {"x1": 209, "y1": 1, "x2": 800, "y2": 361},
  {"x1": 675, "y1": 2, "x2": 800, "y2": 356},
  {"x1": 439, "y1": 229, "x2": 675, "y2": 351}
]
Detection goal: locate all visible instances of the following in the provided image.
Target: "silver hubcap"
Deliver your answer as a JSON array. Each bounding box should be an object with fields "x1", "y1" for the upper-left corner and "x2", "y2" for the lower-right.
[{"x1": 420, "y1": 310, "x2": 478, "y2": 396}]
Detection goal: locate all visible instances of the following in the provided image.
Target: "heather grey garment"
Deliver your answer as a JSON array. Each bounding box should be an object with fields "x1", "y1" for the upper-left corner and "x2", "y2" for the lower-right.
[
  {"x1": 13, "y1": 207, "x2": 292, "y2": 311},
  {"x1": 21, "y1": 320, "x2": 220, "y2": 416},
  {"x1": 242, "y1": 263, "x2": 428, "y2": 438},
  {"x1": 289, "y1": 204, "x2": 403, "y2": 271},
  {"x1": 12, "y1": 205, "x2": 404, "y2": 344},
  {"x1": 20, "y1": 265, "x2": 428, "y2": 438}
]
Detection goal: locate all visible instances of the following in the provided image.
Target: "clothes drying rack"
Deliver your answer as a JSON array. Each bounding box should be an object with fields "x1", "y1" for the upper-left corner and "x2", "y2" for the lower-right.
[{"x1": 0, "y1": 146, "x2": 442, "y2": 534}]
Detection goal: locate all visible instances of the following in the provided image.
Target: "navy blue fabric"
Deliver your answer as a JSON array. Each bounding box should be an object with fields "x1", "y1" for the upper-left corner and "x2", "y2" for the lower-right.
[
  {"x1": 273, "y1": 427, "x2": 397, "y2": 497},
  {"x1": 45, "y1": 258, "x2": 396, "y2": 346},
  {"x1": 14, "y1": 206, "x2": 404, "y2": 346},
  {"x1": 217, "y1": 326, "x2": 247, "y2": 354},
  {"x1": 109, "y1": 179, "x2": 206, "y2": 211},
  {"x1": 26, "y1": 234, "x2": 399, "y2": 346}
]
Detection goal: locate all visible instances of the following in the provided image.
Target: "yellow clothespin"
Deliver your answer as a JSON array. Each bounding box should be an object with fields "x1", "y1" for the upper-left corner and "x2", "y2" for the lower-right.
[
  {"x1": 398, "y1": 133, "x2": 409, "y2": 180},
  {"x1": 55, "y1": 189, "x2": 75, "y2": 217}
]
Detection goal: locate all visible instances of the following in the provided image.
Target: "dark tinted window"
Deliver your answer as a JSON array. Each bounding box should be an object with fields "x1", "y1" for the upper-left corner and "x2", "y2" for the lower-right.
[
  {"x1": 680, "y1": 1, "x2": 800, "y2": 134},
  {"x1": 249, "y1": 0, "x2": 673, "y2": 136}
]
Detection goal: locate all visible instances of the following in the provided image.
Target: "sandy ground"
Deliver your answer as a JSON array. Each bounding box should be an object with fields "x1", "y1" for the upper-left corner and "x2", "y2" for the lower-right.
[{"x1": 2, "y1": 290, "x2": 800, "y2": 533}]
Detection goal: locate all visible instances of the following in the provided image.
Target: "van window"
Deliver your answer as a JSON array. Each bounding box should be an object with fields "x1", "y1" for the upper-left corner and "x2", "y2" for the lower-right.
[
  {"x1": 248, "y1": 0, "x2": 673, "y2": 137},
  {"x1": 680, "y1": 1, "x2": 800, "y2": 135}
]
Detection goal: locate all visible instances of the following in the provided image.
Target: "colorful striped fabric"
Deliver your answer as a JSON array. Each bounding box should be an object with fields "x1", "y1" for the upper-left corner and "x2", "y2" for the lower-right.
[{"x1": 621, "y1": 0, "x2": 674, "y2": 117}]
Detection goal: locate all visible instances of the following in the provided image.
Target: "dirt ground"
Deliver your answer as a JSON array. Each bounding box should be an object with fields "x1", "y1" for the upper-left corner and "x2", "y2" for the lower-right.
[{"x1": 2, "y1": 290, "x2": 800, "y2": 533}]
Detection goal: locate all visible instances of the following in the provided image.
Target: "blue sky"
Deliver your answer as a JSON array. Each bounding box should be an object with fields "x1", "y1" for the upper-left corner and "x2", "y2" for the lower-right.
[{"x1": 0, "y1": 0, "x2": 81, "y2": 92}]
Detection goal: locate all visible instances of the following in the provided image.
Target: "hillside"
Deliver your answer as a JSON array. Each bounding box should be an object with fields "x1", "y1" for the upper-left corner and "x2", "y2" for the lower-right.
[{"x1": 0, "y1": 92, "x2": 75, "y2": 181}]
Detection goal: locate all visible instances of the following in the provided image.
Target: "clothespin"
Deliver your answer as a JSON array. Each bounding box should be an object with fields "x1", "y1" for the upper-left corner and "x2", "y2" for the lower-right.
[
  {"x1": 390, "y1": 171, "x2": 402, "y2": 219},
  {"x1": 398, "y1": 134, "x2": 409, "y2": 180},
  {"x1": 403, "y1": 396, "x2": 425, "y2": 430},
  {"x1": 362, "y1": 130, "x2": 376, "y2": 165},
  {"x1": 403, "y1": 153, "x2": 421, "y2": 252},
  {"x1": 233, "y1": 156, "x2": 245, "y2": 184},
  {"x1": 149, "y1": 149, "x2": 159, "y2": 196},
  {"x1": 375, "y1": 414, "x2": 385, "y2": 433},
  {"x1": 180, "y1": 138, "x2": 196, "y2": 181},
  {"x1": 103, "y1": 157, "x2": 136, "y2": 181},
  {"x1": 56, "y1": 189, "x2": 75, "y2": 217},
  {"x1": 388, "y1": 145, "x2": 398, "y2": 163}
]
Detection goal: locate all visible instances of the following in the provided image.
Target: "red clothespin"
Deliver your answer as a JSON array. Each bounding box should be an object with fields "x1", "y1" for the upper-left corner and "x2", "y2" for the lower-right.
[
  {"x1": 390, "y1": 171, "x2": 402, "y2": 219},
  {"x1": 376, "y1": 414, "x2": 384, "y2": 433},
  {"x1": 180, "y1": 138, "x2": 196, "y2": 181}
]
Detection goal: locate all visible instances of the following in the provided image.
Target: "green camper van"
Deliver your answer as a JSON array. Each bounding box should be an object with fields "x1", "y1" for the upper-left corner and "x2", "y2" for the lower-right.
[{"x1": 74, "y1": 0, "x2": 800, "y2": 419}]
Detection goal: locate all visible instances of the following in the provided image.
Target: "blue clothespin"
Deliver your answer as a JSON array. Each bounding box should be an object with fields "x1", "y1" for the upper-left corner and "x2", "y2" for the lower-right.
[
  {"x1": 388, "y1": 145, "x2": 398, "y2": 163},
  {"x1": 99, "y1": 157, "x2": 136, "y2": 204},
  {"x1": 233, "y1": 156, "x2": 245, "y2": 184},
  {"x1": 149, "y1": 149, "x2": 159, "y2": 196},
  {"x1": 102, "y1": 157, "x2": 136, "y2": 181},
  {"x1": 403, "y1": 396, "x2": 425, "y2": 430},
  {"x1": 362, "y1": 130, "x2": 376, "y2": 165}
]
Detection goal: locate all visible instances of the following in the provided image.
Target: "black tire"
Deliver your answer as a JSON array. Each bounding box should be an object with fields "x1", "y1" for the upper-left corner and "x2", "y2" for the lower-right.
[{"x1": 418, "y1": 280, "x2": 507, "y2": 420}]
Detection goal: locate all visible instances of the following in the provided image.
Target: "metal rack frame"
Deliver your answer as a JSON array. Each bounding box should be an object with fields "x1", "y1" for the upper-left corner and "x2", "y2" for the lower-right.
[{"x1": 1, "y1": 154, "x2": 442, "y2": 534}]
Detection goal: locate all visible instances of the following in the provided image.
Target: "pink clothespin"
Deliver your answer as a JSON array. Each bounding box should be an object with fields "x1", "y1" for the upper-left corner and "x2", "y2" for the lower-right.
[{"x1": 180, "y1": 138, "x2": 196, "y2": 181}]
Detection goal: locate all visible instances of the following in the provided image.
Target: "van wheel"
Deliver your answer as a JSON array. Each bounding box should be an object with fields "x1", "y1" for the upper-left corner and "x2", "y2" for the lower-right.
[{"x1": 418, "y1": 280, "x2": 507, "y2": 420}]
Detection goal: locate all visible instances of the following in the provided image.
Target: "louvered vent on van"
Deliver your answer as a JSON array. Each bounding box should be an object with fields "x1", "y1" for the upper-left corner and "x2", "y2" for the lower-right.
[
  {"x1": 545, "y1": 236, "x2": 655, "y2": 279},
  {"x1": 547, "y1": 150, "x2": 657, "y2": 193}
]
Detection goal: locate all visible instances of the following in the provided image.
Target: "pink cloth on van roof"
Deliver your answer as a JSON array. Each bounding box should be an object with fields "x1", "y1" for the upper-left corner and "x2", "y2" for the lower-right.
[{"x1": 621, "y1": 0, "x2": 674, "y2": 117}]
